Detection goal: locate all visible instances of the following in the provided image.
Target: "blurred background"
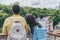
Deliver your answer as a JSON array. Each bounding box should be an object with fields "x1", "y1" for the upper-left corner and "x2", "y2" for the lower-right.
[
  {"x1": 0, "y1": 0, "x2": 60, "y2": 34},
  {"x1": 0, "y1": 0, "x2": 60, "y2": 39},
  {"x1": 1, "y1": 0, "x2": 60, "y2": 40}
]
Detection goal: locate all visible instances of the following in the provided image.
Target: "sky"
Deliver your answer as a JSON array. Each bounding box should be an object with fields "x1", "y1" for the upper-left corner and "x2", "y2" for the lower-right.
[{"x1": 0, "y1": 0, "x2": 60, "y2": 8}]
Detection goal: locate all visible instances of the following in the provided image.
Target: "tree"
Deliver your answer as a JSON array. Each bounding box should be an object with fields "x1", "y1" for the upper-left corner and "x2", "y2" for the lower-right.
[{"x1": 0, "y1": 10, "x2": 9, "y2": 27}]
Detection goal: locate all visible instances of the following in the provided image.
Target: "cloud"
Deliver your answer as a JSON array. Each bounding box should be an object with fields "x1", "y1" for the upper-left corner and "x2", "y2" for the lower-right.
[
  {"x1": 30, "y1": 0, "x2": 60, "y2": 8},
  {"x1": 0, "y1": 0, "x2": 11, "y2": 5},
  {"x1": 0, "y1": 0, "x2": 60, "y2": 8}
]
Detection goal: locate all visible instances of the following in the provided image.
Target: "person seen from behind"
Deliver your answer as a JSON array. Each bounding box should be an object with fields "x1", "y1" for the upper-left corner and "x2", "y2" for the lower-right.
[
  {"x1": 25, "y1": 14, "x2": 48, "y2": 40},
  {"x1": 2, "y1": 3, "x2": 28, "y2": 40}
]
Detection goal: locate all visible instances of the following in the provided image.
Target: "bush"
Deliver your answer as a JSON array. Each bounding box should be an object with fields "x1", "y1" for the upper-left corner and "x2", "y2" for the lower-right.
[{"x1": 0, "y1": 28, "x2": 2, "y2": 33}]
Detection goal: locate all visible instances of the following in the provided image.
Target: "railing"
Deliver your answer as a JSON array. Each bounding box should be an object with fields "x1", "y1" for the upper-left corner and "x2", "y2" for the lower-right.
[
  {"x1": 0, "y1": 32, "x2": 60, "y2": 40},
  {"x1": 48, "y1": 32, "x2": 60, "y2": 40},
  {"x1": 0, "y1": 33, "x2": 57, "y2": 40},
  {"x1": 0, "y1": 33, "x2": 29, "y2": 40},
  {"x1": 0, "y1": 33, "x2": 7, "y2": 40}
]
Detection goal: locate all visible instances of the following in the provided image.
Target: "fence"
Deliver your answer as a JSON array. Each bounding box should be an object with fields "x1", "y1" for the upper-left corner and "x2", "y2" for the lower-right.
[{"x1": 0, "y1": 33, "x2": 7, "y2": 40}]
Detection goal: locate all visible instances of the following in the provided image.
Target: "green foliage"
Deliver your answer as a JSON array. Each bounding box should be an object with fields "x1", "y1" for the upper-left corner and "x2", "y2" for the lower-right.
[
  {"x1": 0, "y1": 10, "x2": 9, "y2": 28},
  {"x1": 0, "y1": 4, "x2": 60, "y2": 28},
  {"x1": 0, "y1": 28, "x2": 2, "y2": 33}
]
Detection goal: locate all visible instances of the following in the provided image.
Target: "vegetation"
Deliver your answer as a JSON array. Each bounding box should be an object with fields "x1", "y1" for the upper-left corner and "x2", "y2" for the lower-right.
[
  {"x1": 0, "y1": 28, "x2": 2, "y2": 33},
  {"x1": 0, "y1": 4, "x2": 60, "y2": 29}
]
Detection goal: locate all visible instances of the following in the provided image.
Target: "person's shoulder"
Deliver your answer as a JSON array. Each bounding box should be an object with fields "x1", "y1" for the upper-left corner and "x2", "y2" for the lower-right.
[
  {"x1": 20, "y1": 16, "x2": 26, "y2": 23},
  {"x1": 34, "y1": 26, "x2": 39, "y2": 29},
  {"x1": 3, "y1": 17, "x2": 12, "y2": 25},
  {"x1": 21, "y1": 16, "x2": 25, "y2": 19},
  {"x1": 34, "y1": 25, "x2": 38, "y2": 27},
  {"x1": 5, "y1": 17, "x2": 11, "y2": 21},
  {"x1": 20, "y1": 16, "x2": 25, "y2": 21},
  {"x1": 5, "y1": 16, "x2": 13, "y2": 22}
]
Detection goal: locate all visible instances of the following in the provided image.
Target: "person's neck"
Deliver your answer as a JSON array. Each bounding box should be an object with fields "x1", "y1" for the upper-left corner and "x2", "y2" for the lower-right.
[
  {"x1": 13, "y1": 13, "x2": 20, "y2": 16},
  {"x1": 13, "y1": 13, "x2": 20, "y2": 15}
]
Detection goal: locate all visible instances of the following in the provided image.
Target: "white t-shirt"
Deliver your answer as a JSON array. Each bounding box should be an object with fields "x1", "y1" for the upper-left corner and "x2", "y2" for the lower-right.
[{"x1": 38, "y1": 18, "x2": 47, "y2": 27}]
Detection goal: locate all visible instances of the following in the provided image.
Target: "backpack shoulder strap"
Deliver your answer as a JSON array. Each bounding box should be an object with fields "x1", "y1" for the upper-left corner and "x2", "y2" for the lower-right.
[
  {"x1": 8, "y1": 17, "x2": 15, "y2": 22},
  {"x1": 19, "y1": 17, "x2": 25, "y2": 22},
  {"x1": 9, "y1": 17, "x2": 25, "y2": 23}
]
